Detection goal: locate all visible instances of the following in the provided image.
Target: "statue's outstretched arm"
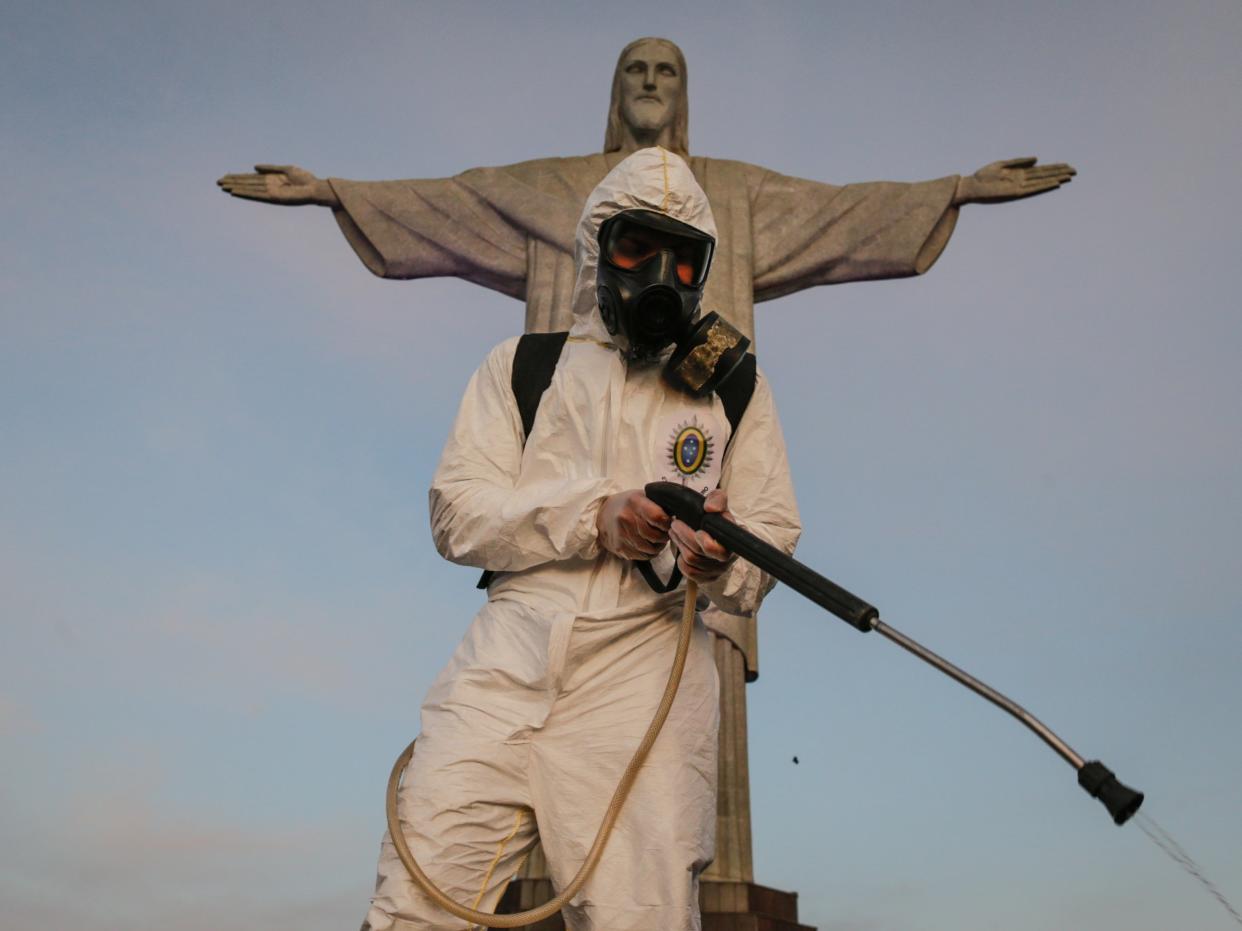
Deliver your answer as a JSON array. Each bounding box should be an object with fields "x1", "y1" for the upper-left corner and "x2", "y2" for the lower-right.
[
  {"x1": 216, "y1": 164, "x2": 340, "y2": 208},
  {"x1": 954, "y1": 157, "x2": 1076, "y2": 206}
]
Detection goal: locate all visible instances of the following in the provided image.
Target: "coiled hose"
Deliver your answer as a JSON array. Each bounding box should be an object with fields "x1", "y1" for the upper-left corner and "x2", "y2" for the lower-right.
[{"x1": 385, "y1": 580, "x2": 699, "y2": 927}]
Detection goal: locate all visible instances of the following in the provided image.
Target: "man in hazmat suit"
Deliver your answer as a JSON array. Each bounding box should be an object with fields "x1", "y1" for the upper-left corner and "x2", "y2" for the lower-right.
[{"x1": 364, "y1": 147, "x2": 800, "y2": 931}]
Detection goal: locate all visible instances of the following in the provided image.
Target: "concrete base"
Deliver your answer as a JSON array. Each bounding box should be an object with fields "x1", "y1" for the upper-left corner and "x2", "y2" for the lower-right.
[{"x1": 496, "y1": 879, "x2": 816, "y2": 930}]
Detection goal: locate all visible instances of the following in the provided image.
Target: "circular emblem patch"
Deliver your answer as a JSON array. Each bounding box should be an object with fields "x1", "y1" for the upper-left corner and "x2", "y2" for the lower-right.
[
  {"x1": 656, "y1": 411, "x2": 724, "y2": 494},
  {"x1": 673, "y1": 425, "x2": 707, "y2": 475},
  {"x1": 666, "y1": 418, "x2": 715, "y2": 480}
]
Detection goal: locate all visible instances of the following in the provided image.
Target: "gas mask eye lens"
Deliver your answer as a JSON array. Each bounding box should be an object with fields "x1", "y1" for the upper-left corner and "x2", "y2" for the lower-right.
[
  {"x1": 610, "y1": 233, "x2": 660, "y2": 270},
  {"x1": 673, "y1": 242, "x2": 708, "y2": 286},
  {"x1": 600, "y1": 211, "x2": 713, "y2": 287}
]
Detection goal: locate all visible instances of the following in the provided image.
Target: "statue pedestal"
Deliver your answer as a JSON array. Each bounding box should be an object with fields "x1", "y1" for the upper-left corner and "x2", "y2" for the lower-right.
[
  {"x1": 701, "y1": 881, "x2": 815, "y2": 930},
  {"x1": 497, "y1": 879, "x2": 815, "y2": 931}
]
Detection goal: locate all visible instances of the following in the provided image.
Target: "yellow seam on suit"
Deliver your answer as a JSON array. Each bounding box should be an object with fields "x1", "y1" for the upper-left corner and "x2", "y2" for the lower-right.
[
  {"x1": 659, "y1": 146, "x2": 671, "y2": 211},
  {"x1": 567, "y1": 335, "x2": 616, "y2": 349},
  {"x1": 470, "y1": 810, "x2": 526, "y2": 912}
]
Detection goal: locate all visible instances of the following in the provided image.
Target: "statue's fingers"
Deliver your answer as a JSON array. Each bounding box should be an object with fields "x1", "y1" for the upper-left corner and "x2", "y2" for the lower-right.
[
  {"x1": 218, "y1": 173, "x2": 261, "y2": 185},
  {"x1": 1018, "y1": 176, "x2": 1070, "y2": 191},
  {"x1": 222, "y1": 180, "x2": 274, "y2": 198},
  {"x1": 1029, "y1": 162, "x2": 1075, "y2": 175},
  {"x1": 1001, "y1": 156, "x2": 1038, "y2": 169},
  {"x1": 223, "y1": 179, "x2": 270, "y2": 194},
  {"x1": 1017, "y1": 179, "x2": 1066, "y2": 197},
  {"x1": 224, "y1": 184, "x2": 274, "y2": 200},
  {"x1": 1021, "y1": 174, "x2": 1071, "y2": 188},
  {"x1": 1025, "y1": 164, "x2": 1075, "y2": 180},
  {"x1": 225, "y1": 188, "x2": 273, "y2": 203}
]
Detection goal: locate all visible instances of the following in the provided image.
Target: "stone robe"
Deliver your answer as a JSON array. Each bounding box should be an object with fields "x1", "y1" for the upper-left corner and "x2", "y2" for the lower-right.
[{"x1": 330, "y1": 153, "x2": 958, "y2": 351}]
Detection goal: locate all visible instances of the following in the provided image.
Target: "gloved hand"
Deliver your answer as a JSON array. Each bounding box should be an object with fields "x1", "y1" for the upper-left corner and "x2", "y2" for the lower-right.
[
  {"x1": 668, "y1": 489, "x2": 737, "y2": 582},
  {"x1": 596, "y1": 489, "x2": 672, "y2": 560}
]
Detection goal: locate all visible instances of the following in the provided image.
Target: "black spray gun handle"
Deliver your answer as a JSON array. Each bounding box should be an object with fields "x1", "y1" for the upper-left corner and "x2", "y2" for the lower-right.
[
  {"x1": 644, "y1": 481, "x2": 1144, "y2": 827},
  {"x1": 645, "y1": 481, "x2": 878, "y2": 631}
]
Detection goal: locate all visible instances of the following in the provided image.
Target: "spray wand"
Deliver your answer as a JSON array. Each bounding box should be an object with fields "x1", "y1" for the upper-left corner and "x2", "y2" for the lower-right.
[{"x1": 645, "y1": 481, "x2": 1144, "y2": 826}]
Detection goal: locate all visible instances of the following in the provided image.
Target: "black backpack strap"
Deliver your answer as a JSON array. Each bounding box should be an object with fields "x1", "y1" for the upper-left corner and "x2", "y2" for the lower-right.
[
  {"x1": 513, "y1": 331, "x2": 570, "y2": 440},
  {"x1": 716, "y1": 351, "x2": 757, "y2": 448},
  {"x1": 477, "y1": 332, "x2": 570, "y2": 590}
]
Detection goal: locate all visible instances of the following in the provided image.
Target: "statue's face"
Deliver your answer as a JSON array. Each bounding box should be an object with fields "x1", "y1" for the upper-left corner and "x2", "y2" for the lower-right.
[{"x1": 617, "y1": 39, "x2": 682, "y2": 135}]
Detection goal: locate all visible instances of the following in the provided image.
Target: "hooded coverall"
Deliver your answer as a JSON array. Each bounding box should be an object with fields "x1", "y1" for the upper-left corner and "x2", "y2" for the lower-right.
[{"x1": 364, "y1": 148, "x2": 801, "y2": 931}]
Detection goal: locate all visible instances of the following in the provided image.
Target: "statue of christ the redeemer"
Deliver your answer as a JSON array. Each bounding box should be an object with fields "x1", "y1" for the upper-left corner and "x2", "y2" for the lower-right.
[
  {"x1": 218, "y1": 36, "x2": 1074, "y2": 890},
  {"x1": 218, "y1": 36, "x2": 1072, "y2": 343}
]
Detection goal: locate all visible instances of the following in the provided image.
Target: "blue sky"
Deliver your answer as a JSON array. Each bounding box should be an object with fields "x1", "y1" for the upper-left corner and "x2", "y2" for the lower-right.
[{"x1": 3, "y1": 1, "x2": 1241, "y2": 929}]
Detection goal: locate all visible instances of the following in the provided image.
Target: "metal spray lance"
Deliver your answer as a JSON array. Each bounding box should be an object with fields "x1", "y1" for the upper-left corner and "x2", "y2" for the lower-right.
[{"x1": 645, "y1": 481, "x2": 1145, "y2": 826}]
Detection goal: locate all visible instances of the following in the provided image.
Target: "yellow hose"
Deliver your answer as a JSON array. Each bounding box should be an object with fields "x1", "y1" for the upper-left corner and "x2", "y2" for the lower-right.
[{"x1": 385, "y1": 580, "x2": 700, "y2": 927}]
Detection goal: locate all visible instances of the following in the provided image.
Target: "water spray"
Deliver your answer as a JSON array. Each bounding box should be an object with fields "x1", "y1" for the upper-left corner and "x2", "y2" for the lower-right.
[{"x1": 645, "y1": 481, "x2": 1145, "y2": 826}]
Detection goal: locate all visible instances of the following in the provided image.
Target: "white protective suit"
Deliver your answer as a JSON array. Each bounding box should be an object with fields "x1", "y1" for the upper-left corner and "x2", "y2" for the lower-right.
[{"x1": 365, "y1": 148, "x2": 801, "y2": 931}]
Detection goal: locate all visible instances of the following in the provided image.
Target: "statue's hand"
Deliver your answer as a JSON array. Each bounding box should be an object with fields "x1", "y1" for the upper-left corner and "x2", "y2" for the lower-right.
[
  {"x1": 216, "y1": 164, "x2": 338, "y2": 207},
  {"x1": 955, "y1": 157, "x2": 1076, "y2": 206}
]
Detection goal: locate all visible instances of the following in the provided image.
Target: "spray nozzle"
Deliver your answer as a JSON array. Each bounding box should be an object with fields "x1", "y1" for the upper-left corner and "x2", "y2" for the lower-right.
[{"x1": 1078, "y1": 760, "x2": 1144, "y2": 825}]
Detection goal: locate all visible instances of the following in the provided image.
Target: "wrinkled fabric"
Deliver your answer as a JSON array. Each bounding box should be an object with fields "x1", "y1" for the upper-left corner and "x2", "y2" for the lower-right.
[{"x1": 364, "y1": 149, "x2": 801, "y2": 931}]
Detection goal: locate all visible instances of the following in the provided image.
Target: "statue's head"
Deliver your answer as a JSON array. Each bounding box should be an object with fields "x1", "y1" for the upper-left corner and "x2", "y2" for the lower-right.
[{"x1": 604, "y1": 37, "x2": 689, "y2": 156}]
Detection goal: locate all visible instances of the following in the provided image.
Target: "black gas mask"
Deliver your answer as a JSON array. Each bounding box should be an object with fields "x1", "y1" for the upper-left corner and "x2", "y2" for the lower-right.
[{"x1": 596, "y1": 209, "x2": 750, "y2": 397}]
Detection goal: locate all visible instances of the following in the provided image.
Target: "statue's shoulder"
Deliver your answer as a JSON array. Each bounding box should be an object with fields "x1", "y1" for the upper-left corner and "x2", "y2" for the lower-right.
[
  {"x1": 690, "y1": 154, "x2": 754, "y2": 170},
  {"x1": 688, "y1": 154, "x2": 768, "y2": 181}
]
